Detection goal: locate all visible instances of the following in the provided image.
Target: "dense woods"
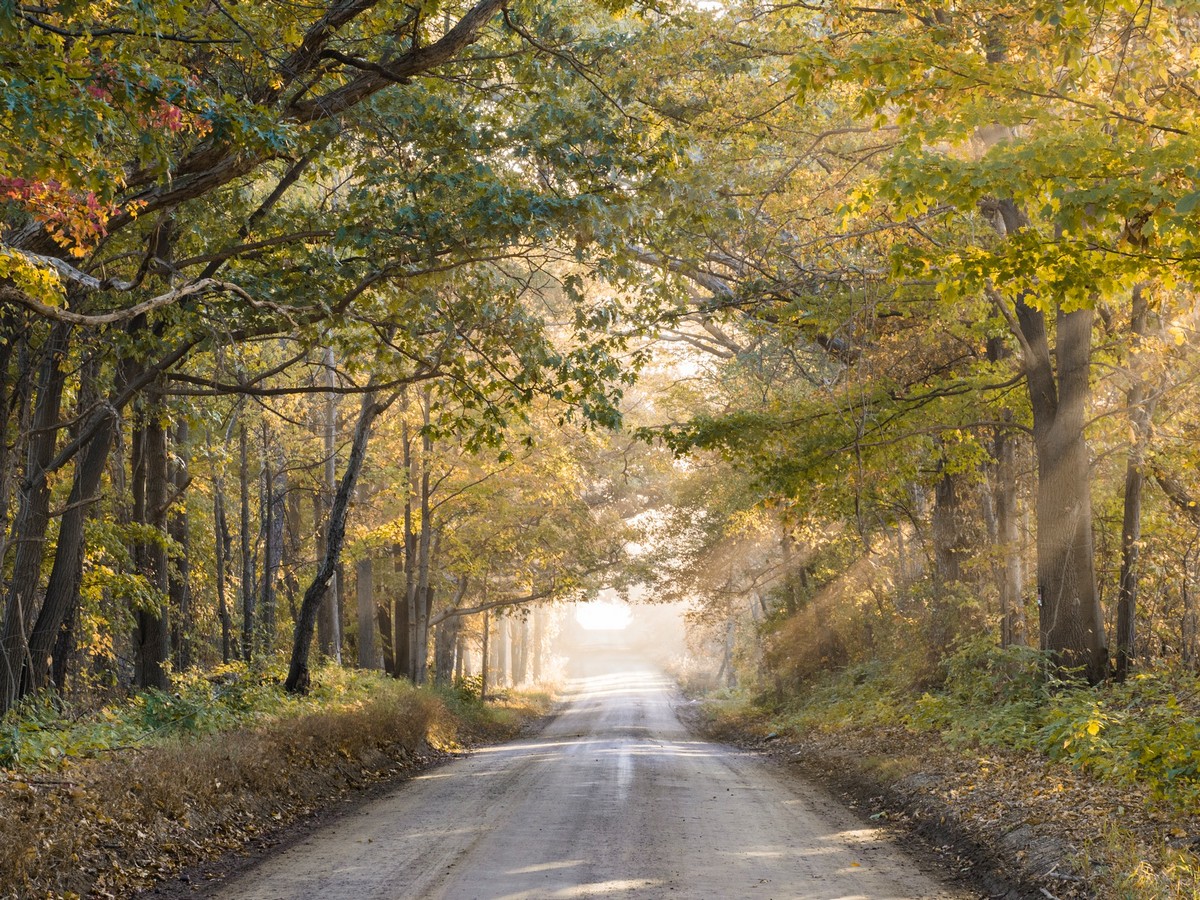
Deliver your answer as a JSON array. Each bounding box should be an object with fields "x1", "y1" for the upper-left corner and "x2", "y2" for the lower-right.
[{"x1": 5, "y1": 0, "x2": 1200, "y2": 814}]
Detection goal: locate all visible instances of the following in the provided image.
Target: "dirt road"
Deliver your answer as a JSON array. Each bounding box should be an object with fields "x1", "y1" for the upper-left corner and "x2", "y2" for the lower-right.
[{"x1": 208, "y1": 654, "x2": 969, "y2": 899}]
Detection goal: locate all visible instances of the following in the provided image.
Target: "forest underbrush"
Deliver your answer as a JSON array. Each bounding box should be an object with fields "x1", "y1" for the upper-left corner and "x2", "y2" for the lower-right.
[
  {"x1": 699, "y1": 640, "x2": 1200, "y2": 899},
  {"x1": 0, "y1": 663, "x2": 550, "y2": 899}
]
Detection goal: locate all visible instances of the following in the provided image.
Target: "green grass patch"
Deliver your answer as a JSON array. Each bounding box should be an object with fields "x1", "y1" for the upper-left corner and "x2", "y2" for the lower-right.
[{"x1": 740, "y1": 637, "x2": 1200, "y2": 816}]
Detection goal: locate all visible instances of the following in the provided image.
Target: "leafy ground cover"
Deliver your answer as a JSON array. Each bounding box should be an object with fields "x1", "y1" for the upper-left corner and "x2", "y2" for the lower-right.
[
  {"x1": 0, "y1": 664, "x2": 549, "y2": 899},
  {"x1": 697, "y1": 643, "x2": 1200, "y2": 899}
]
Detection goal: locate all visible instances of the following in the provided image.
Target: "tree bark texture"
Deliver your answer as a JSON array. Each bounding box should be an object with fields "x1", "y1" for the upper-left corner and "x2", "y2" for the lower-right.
[
  {"x1": 134, "y1": 393, "x2": 171, "y2": 691},
  {"x1": 1116, "y1": 286, "x2": 1154, "y2": 681},
  {"x1": 26, "y1": 405, "x2": 116, "y2": 695},
  {"x1": 0, "y1": 322, "x2": 70, "y2": 711},
  {"x1": 931, "y1": 465, "x2": 965, "y2": 586},
  {"x1": 999, "y1": 199, "x2": 1106, "y2": 682}
]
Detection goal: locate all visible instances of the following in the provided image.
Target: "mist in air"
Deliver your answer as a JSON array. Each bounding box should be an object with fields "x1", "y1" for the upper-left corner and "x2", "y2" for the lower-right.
[{"x1": 557, "y1": 594, "x2": 690, "y2": 679}]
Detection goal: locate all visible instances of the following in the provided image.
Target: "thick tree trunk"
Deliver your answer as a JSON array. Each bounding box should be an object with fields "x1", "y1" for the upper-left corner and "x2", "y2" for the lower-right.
[
  {"x1": 23, "y1": 351, "x2": 104, "y2": 697},
  {"x1": 931, "y1": 465, "x2": 964, "y2": 586},
  {"x1": 134, "y1": 394, "x2": 171, "y2": 691},
  {"x1": 27, "y1": 405, "x2": 117, "y2": 695},
  {"x1": 998, "y1": 200, "x2": 1106, "y2": 682},
  {"x1": 1025, "y1": 304, "x2": 1106, "y2": 682},
  {"x1": 285, "y1": 390, "x2": 385, "y2": 693},
  {"x1": 50, "y1": 597, "x2": 76, "y2": 695},
  {"x1": 0, "y1": 322, "x2": 70, "y2": 710},
  {"x1": 1116, "y1": 286, "x2": 1154, "y2": 681},
  {"x1": 434, "y1": 617, "x2": 456, "y2": 685}
]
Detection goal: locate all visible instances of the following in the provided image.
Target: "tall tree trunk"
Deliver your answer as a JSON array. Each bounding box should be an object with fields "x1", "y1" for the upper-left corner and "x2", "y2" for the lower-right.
[
  {"x1": 495, "y1": 612, "x2": 508, "y2": 688},
  {"x1": 0, "y1": 321, "x2": 70, "y2": 711},
  {"x1": 1116, "y1": 286, "x2": 1154, "y2": 681},
  {"x1": 392, "y1": 539, "x2": 410, "y2": 679},
  {"x1": 480, "y1": 608, "x2": 490, "y2": 700},
  {"x1": 998, "y1": 199, "x2": 1106, "y2": 682},
  {"x1": 1026, "y1": 304, "x2": 1106, "y2": 681},
  {"x1": 282, "y1": 478, "x2": 303, "y2": 622},
  {"x1": 932, "y1": 463, "x2": 965, "y2": 587},
  {"x1": 376, "y1": 562, "x2": 395, "y2": 676},
  {"x1": 28, "y1": 408, "x2": 116, "y2": 695},
  {"x1": 986, "y1": 333, "x2": 1024, "y2": 647},
  {"x1": 50, "y1": 596, "x2": 76, "y2": 695},
  {"x1": 260, "y1": 430, "x2": 285, "y2": 654},
  {"x1": 315, "y1": 490, "x2": 331, "y2": 652},
  {"x1": 239, "y1": 420, "x2": 255, "y2": 661},
  {"x1": 433, "y1": 575, "x2": 468, "y2": 685},
  {"x1": 213, "y1": 474, "x2": 234, "y2": 664},
  {"x1": 317, "y1": 348, "x2": 342, "y2": 663},
  {"x1": 403, "y1": 416, "x2": 418, "y2": 681},
  {"x1": 779, "y1": 523, "x2": 800, "y2": 615},
  {"x1": 412, "y1": 393, "x2": 436, "y2": 683},
  {"x1": 512, "y1": 617, "x2": 528, "y2": 686},
  {"x1": 994, "y1": 421, "x2": 1023, "y2": 646},
  {"x1": 531, "y1": 604, "x2": 544, "y2": 683},
  {"x1": 357, "y1": 556, "x2": 377, "y2": 669},
  {"x1": 434, "y1": 617, "x2": 456, "y2": 685},
  {"x1": 285, "y1": 390, "x2": 387, "y2": 693},
  {"x1": 454, "y1": 628, "x2": 466, "y2": 681},
  {"x1": 169, "y1": 421, "x2": 191, "y2": 671},
  {"x1": 134, "y1": 392, "x2": 171, "y2": 691},
  {"x1": 0, "y1": 313, "x2": 22, "y2": 555},
  {"x1": 28, "y1": 353, "x2": 112, "y2": 696}
]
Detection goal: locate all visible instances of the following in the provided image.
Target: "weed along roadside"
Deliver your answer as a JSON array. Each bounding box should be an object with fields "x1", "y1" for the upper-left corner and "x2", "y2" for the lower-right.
[
  {"x1": 690, "y1": 640, "x2": 1200, "y2": 900},
  {"x1": 0, "y1": 664, "x2": 550, "y2": 899}
]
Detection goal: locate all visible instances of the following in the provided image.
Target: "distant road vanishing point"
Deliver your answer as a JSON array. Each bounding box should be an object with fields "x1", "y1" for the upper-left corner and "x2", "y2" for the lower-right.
[{"x1": 205, "y1": 651, "x2": 968, "y2": 900}]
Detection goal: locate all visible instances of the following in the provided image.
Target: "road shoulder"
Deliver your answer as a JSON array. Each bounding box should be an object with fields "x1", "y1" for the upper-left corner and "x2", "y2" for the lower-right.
[{"x1": 675, "y1": 698, "x2": 1054, "y2": 900}]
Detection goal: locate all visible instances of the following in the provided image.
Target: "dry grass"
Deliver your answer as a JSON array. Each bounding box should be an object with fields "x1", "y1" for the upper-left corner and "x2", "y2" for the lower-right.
[{"x1": 0, "y1": 684, "x2": 477, "y2": 898}]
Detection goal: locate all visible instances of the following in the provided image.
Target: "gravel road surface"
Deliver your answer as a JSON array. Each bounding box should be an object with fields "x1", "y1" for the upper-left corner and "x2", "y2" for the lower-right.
[{"x1": 207, "y1": 653, "x2": 968, "y2": 899}]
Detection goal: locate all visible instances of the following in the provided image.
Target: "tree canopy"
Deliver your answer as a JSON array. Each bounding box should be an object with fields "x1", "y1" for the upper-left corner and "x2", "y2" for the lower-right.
[{"x1": 4, "y1": 0, "x2": 1200, "y2": 714}]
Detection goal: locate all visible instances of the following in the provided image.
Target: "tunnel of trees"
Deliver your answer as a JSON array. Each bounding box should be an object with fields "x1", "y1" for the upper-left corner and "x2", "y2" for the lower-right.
[{"x1": 3, "y1": 0, "x2": 1200, "y2": 718}]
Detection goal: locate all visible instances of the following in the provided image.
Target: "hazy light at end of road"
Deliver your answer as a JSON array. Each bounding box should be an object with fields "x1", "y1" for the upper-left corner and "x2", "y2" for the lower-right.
[{"x1": 575, "y1": 600, "x2": 632, "y2": 631}]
